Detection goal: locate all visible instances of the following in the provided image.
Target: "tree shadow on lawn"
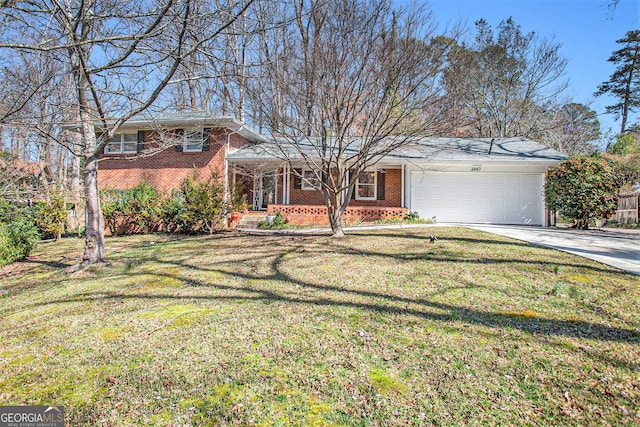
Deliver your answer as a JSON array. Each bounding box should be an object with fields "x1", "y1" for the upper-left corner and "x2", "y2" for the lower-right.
[
  {"x1": 39, "y1": 246, "x2": 640, "y2": 347},
  {"x1": 3, "y1": 232, "x2": 635, "y2": 306},
  {"x1": 319, "y1": 240, "x2": 621, "y2": 275},
  {"x1": 349, "y1": 231, "x2": 535, "y2": 248},
  {"x1": 10, "y1": 231, "x2": 638, "y2": 352},
  {"x1": 37, "y1": 280, "x2": 640, "y2": 373}
]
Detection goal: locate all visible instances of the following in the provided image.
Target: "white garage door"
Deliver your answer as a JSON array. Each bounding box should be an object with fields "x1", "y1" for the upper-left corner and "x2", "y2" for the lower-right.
[{"x1": 410, "y1": 172, "x2": 543, "y2": 225}]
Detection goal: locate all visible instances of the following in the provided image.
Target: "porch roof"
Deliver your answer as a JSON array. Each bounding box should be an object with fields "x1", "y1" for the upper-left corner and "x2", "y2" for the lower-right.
[{"x1": 227, "y1": 136, "x2": 567, "y2": 164}]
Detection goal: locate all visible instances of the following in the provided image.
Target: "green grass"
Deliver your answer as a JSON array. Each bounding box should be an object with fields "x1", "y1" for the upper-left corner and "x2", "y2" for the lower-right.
[{"x1": 0, "y1": 227, "x2": 638, "y2": 426}]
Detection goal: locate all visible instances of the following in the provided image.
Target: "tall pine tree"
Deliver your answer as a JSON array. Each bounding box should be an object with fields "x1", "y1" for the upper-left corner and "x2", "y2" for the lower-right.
[{"x1": 595, "y1": 30, "x2": 640, "y2": 133}]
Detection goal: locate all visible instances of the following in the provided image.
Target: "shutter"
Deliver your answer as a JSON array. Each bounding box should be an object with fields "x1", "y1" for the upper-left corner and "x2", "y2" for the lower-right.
[
  {"x1": 136, "y1": 130, "x2": 145, "y2": 153},
  {"x1": 202, "y1": 128, "x2": 211, "y2": 151},
  {"x1": 349, "y1": 170, "x2": 356, "y2": 200},
  {"x1": 174, "y1": 128, "x2": 184, "y2": 152},
  {"x1": 376, "y1": 171, "x2": 385, "y2": 200},
  {"x1": 293, "y1": 168, "x2": 302, "y2": 189}
]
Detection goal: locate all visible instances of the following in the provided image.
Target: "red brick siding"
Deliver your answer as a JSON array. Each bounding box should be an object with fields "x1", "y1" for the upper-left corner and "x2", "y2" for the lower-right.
[
  {"x1": 267, "y1": 205, "x2": 408, "y2": 225},
  {"x1": 288, "y1": 168, "x2": 402, "y2": 207},
  {"x1": 98, "y1": 128, "x2": 249, "y2": 192}
]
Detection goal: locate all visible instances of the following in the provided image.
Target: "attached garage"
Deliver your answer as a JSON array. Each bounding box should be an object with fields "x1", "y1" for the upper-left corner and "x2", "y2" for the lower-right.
[{"x1": 409, "y1": 171, "x2": 544, "y2": 225}]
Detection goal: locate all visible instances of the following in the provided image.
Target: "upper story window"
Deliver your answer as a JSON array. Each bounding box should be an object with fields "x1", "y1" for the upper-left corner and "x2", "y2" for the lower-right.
[
  {"x1": 175, "y1": 128, "x2": 210, "y2": 153},
  {"x1": 105, "y1": 133, "x2": 137, "y2": 154},
  {"x1": 356, "y1": 171, "x2": 377, "y2": 200},
  {"x1": 184, "y1": 131, "x2": 204, "y2": 152}
]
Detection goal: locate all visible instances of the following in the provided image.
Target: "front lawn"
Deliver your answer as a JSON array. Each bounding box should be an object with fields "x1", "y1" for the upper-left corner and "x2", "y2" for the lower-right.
[{"x1": 0, "y1": 228, "x2": 638, "y2": 426}]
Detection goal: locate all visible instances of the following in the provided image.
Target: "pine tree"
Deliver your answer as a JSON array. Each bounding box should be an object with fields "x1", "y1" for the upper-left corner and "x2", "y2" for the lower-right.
[{"x1": 595, "y1": 30, "x2": 640, "y2": 133}]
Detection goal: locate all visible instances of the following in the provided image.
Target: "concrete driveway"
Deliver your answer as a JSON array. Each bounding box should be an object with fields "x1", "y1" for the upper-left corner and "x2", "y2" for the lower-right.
[{"x1": 465, "y1": 224, "x2": 640, "y2": 275}]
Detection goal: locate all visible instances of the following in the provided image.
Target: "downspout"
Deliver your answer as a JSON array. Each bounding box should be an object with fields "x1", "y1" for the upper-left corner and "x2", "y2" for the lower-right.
[{"x1": 224, "y1": 125, "x2": 244, "y2": 219}]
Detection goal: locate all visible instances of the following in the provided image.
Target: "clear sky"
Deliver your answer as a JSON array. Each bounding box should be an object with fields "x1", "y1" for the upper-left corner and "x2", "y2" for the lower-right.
[{"x1": 424, "y1": 0, "x2": 639, "y2": 140}]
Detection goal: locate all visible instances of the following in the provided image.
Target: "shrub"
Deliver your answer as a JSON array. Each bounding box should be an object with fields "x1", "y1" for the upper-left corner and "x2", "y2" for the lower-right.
[
  {"x1": 404, "y1": 211, "x2": 421, "y2": 222},
  {"x1": 273, "y1": 211, "x2": 285, "y2": 227},
  {"x1": 34, "y1": 194, "x2": 67, "y2": 240},
  {"x1": 179, "y1": 171, "x2": 225, "y2": 234},
  {"x1": 160, "y1": 191, "x2": 187, "y2": 233},
  {"x1": 100, "y1": 183, "x2": 164, "y2": 234},
  {"x1": 0, "y1": 199, "x2": 40, "y2": 266},
  {"x1": 100, "y1": 190, "x2": 126, "y2": 235},
  {"x1": 257, "y1": 211, "x2": 291, "y2": 230},
  {"x1": 124, "y1": 182, "x2": 163, "y2": 233},
  {"x1": 545, "y1": 156, "x2": 623, "y2": 229},
  {"x1": 99, "y1": 173, "x2": 245, "y2": 235},
  {"x1": 608, "y1": 133, "x2": 639, "y2": 156},
  {"x1": 0, "y1": 199, "x2": 24, "y2": 223},
  {"x1": 0, "y1": 217, "x2": 40, "y2": 266},
  {"x1": 229, "y1": 183, "x2": 249, "y2": 213}
]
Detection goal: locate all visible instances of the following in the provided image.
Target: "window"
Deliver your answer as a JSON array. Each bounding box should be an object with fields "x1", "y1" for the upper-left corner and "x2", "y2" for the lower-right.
[
  {"x1": 175, "y1": 129, "x2": 210, "y2": 153},
  {"x1": 356, "y1": 171, "x2": 376, "y2": 200},
  {"x1": 105, "y1": 133, "x2": 137, "y2": 154},
  {"x1": 301, "y1": 170, "x2": 321, "y2": 190},
  {"x1": 183, "y1": 131, "x2": 204, "y2": 152}
]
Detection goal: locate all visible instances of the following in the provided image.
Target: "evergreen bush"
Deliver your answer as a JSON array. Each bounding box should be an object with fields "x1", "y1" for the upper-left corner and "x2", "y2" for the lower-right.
[{"x1": 0, "y1": 201, "x2": 40, "y2": 266}]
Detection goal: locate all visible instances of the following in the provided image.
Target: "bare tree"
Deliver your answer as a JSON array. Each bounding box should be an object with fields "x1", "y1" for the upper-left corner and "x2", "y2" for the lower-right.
[
  {"x1": 0, "y1": 152, "x2": 46, "y2": 200},
  {"x1": 5, "y1": 53, "x2": 77, "y2": 183},
  {"x1": 165, "y1": 0, "x2": 281, "y2": 126},
  {"x1": 0, "y1": 0, "x2": 254, "y2": 265},
  {"x1": 0, "y1": 53, "x2": 56, "y2": 124},
  {"x1": 542, "y1": 103, "x2": 601, "y2": 155},
  {"x1": 256, "y1": 0, "x2": 453, "y2": 237},
  {"x1": 442, "y1": 18, "x2": 568, "y2": 139}
]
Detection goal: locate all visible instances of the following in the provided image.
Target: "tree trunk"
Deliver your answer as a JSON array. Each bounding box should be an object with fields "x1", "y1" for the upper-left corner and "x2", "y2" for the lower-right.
[
  {"x1": 70, "y1": 148, "x2": 81, "y2": 196},
  {"x1": 576, "y1": 215, "x2": 589, "y2": 230},
  {"x1": 620, "y1": 48, "x2": 637, "y2": 133},
  {"x1": 82, "y1": 152, "x2": 106, "y2": 265},
  {"x1": 80, "y1": 99, "x2": 106, "y2": 265},
  {"x1": 328, "y1": 207, "x2": 345, "y2": 237},
  {"x1": 326, "y1": 191, "x2": 345, "y2": 238}
]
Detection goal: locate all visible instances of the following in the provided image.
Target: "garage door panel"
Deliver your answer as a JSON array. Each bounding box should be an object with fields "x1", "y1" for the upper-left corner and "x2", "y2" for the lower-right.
[{"x1": 410, "y1": 172, "x2": 542, "y2": 225}]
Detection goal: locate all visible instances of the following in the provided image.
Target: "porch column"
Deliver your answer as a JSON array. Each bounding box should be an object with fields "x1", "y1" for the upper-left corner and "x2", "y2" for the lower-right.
[
  {"x1": 274, "y1": 170, "x2": 278, "y2": 206},
  {"x1": 284, "y1": 164, "x2": 290, "y2": 204},
  {"x1": 401, "y1": 163, "x2": 406, "y2": 208}
]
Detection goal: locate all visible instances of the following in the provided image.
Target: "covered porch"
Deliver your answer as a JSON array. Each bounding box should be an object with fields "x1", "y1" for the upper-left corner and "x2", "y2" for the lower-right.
[{"x1": 229, "y1": 162, "x2": 409, "y2": 226}]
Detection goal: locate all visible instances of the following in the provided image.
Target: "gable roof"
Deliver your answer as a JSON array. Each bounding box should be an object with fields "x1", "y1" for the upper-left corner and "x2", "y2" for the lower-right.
[{"x1": 227, "y1": 136, "x2": 567, "y2": 164}]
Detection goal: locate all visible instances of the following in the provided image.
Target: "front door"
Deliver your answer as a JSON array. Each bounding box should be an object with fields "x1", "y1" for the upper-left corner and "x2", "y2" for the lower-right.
[
  {"x1": 261, "y1": 175, "x2": 276, "y2": 209},
  {"x1": 253, "y1": 174, "x2": 277, "y2": 210}
]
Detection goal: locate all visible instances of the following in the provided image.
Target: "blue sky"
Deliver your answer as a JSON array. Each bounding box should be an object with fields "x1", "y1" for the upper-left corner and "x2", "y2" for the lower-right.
[{"x1": 425, "y1": 0, "x2": 639, "y2": 140}]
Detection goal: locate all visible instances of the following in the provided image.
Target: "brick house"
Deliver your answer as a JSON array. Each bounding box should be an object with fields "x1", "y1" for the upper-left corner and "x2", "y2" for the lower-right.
[
  {"x1": 99, "y1": 113, "x2": 264, "y2": 192},
  {"x1": 99, "y1": 112, "x2": 567, "y2": 226}
]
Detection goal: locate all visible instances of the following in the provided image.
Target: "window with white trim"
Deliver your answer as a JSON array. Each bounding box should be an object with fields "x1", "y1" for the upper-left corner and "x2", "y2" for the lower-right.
[
  {"x1": 183, "y1": 131, "x2": 205, "y2": 152},
  {"x1": 356, "y1": 171, "x2": 376, "y2": 200},
  {"x1": 105, "y1": 133, "x2": 137, "y2": 154},
  {"x1": 301, "y1": 170, "x2": 321, "y2": 190}
]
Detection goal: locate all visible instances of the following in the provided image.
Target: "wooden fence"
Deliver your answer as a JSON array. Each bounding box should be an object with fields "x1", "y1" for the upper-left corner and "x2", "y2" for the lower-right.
[{"x1": 615, "y1": 193, "x2": 639, "y2": 223}]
